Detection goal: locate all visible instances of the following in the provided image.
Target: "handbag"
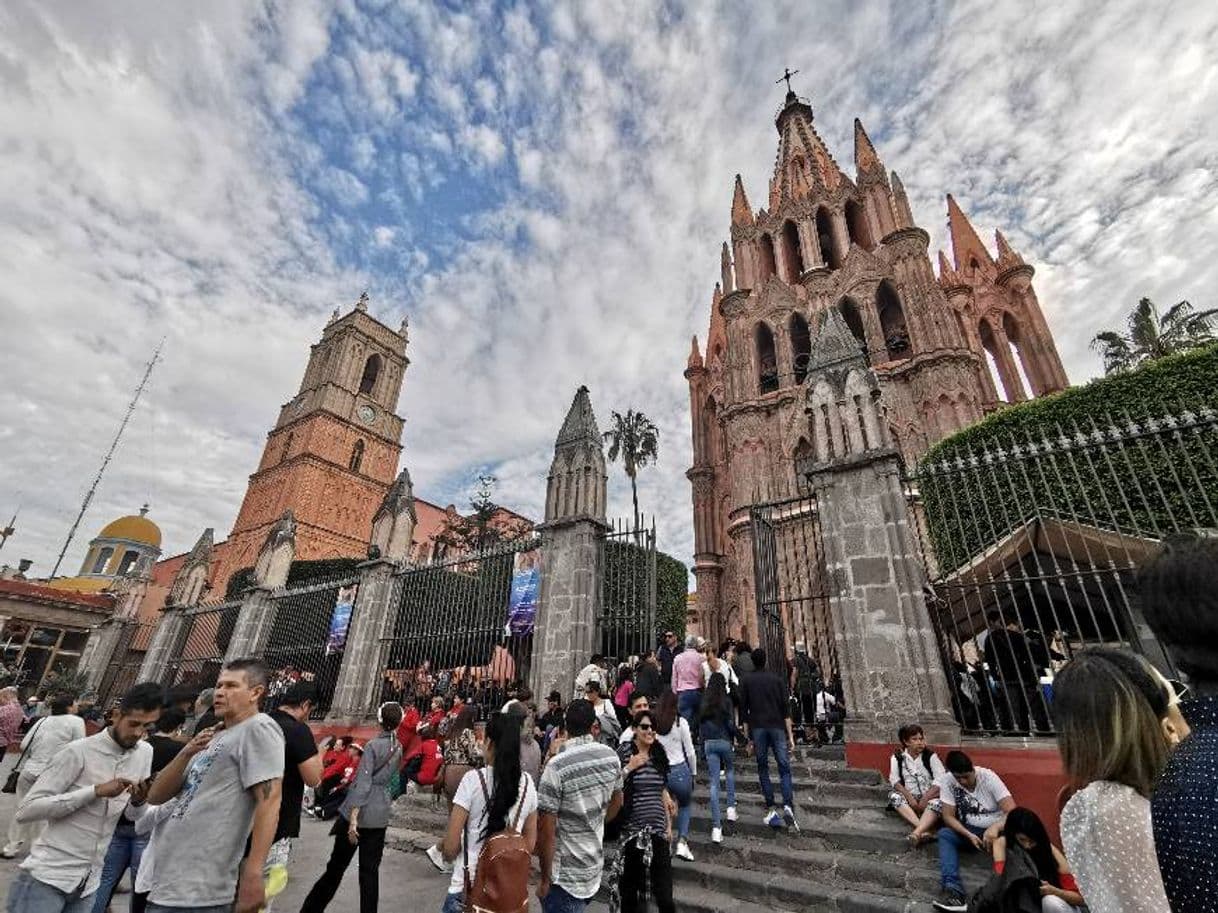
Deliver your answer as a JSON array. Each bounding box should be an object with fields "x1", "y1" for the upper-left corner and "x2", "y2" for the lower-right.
[{"x1": 3, "y1": 718, "x2": 45, "y2": 794}]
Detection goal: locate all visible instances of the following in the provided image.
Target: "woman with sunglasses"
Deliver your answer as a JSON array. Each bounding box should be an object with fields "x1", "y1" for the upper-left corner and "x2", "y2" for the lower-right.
[
  {"x1": 608, "y1": 710, "x2": 675, "y2": 913},
  {"x1": 1054, "y1": 648, "x2": 1189, "y2": 913}
]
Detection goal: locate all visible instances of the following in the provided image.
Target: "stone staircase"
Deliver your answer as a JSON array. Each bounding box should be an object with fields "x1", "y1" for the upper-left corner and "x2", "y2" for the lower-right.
[{"x1": 387, "y1": 744, "x2": 988, "y2": 912}]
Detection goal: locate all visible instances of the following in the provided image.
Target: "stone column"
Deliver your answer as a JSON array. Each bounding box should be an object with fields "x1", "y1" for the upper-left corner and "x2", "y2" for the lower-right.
[
  {"x1": 530, "y1": 519, "x2": 605, "y2": 701},
  {"x1": 78, "y1": 619, "x2": 128, "y2": 690},
  {"x1": 138, "y1": 608, "x2": 188, "y2": 683},
  {"x1": 530, "y1": 386, "x2": 609, "y2": 700},
  {"x1": 327, "y1": 559, "x2": 399, "y2": 722},
  {"x1": 813, "y1": 453, "x2": 959, "y2": 745},
  {"x1": 223, "y1": 587, "x2": 279, "y2": 662}
]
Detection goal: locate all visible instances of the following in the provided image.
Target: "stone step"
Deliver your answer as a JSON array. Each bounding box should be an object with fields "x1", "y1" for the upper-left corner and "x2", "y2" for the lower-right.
[{"x1": 695, "y1": 771, "x2": 890, "y2": 803}]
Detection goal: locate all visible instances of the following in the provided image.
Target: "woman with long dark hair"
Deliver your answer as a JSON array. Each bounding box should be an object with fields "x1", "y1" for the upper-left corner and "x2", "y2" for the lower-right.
[
  {"x1": 654, "y1": 689, "x2": 696, "y2": 861},
  {"x1": 697, "y1": 672, "x2": 738, "y2": 843},
  {"x1": 301, "y1": 702, "x2": 404, "y2": 913},
  {"x1": 437, "y1": 713, "x2": 538, "y2": 913},
  {"x1": 441, "y1": 705, "x2": 483, "y2": 800},
  {"x1": 608, "y1": 709, "x2": 675, "y2": 913},
  {"x1": 1055, "y1": 648, "x2": 1188, "y2": 913},
  {"x1": 991, "y1": 808, "x2": 1084, "y2": 911}
]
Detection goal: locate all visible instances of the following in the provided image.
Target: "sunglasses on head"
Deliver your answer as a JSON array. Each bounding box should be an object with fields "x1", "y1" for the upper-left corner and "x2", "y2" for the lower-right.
[{"x1": 1167, "y1": 679, "x2": 1191, "y2": 703}]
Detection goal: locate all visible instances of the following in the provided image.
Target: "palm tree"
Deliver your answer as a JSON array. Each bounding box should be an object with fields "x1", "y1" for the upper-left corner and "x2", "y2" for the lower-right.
[
  {"x1": 1091, "y1": 297, "x2": 1218, "y2": 375},
  {"x1": 603, "y1": 409, "x2": 660, "y2": 534}
]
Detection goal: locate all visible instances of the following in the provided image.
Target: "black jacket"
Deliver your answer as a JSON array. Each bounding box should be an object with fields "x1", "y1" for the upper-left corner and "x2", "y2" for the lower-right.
[{"x1": 966, "y1": 844, "x2": 1042, "y2": 913}]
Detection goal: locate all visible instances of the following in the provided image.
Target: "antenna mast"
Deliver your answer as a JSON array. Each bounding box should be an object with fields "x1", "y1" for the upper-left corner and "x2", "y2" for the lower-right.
[{"x1": 50, "y1": 340, "x2": 165, "y2": 578}]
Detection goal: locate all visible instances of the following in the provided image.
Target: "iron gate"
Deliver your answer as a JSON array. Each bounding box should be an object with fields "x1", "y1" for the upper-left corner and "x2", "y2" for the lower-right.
[
  {"x1": 749, "y1": 493, "x2": 837, "y2": 682},
  {"x1": 600, "y1": 518, "x2": 657, "y2": 662},
  {"x1": 97, "y1": 620, "x2": 158, "y2": 707},
  {"x1": 376, "y1": 538, "x2": 539, "y2": 720},
  {"x1": 164, "y1": 599, "x2": 242, "y2": 691},
  {"x1": 907, "y1": 403, "x2": 1218, "y2": 736}
]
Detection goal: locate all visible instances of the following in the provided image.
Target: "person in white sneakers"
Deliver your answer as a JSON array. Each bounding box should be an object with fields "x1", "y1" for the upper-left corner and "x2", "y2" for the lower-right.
[
  {"x1": 653, "y1": 691, "x2": 697, "y2": 861},
  {"x1": 738, "y1": 649, "x2": 799, "y2": 832},
  {"x1": 697, "y1": 674, "x2": 738, "y2": 843}
]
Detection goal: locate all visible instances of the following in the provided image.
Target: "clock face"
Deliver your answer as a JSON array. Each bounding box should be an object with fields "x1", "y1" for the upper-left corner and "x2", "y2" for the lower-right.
[{"x1": 358, "y1": 404, "x2": 376, "y2": 425}]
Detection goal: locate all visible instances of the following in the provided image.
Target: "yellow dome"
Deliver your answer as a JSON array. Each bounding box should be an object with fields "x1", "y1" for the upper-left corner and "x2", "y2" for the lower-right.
[{"x1": 98, "y1": 512, "x2": 162, "y2": 547}]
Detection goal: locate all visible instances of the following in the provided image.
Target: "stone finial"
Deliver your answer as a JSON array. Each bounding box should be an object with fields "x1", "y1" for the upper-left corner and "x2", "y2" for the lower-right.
[
  {"x1": 946, "y1": 194, "x2": 994, "y2": 273},
  {"x1": 169, "y1": 528, "x2": 214, "y2": 607},
  {"x1": 720, "y1": 242, "x2": 734, "y2": 293},
  {"x1": 994, "y1": 230, "x2": 1025, "y2": 268},
  {"x1": 853, "y1": 118, "x2": 883, "y2": 175},
  {"x1": 730, "y1": 174, "x2": 754, "y2": 227},
  {"x1": 370, "y1": 468, "x2": 418, "y2": 561},
  {"x1": 328, "y1": 307, "x2": 341, "y2": 325},
  {"x1": 807, "y1": 306, "x2": 868, "y2": 374},
  {"x1": 253, "y1": 510, "x2": 296, "y2": 589},
  {"x1": 890, "y1": 171, "x2": 915, "y2": 229},
  {"x1": 687, "y1": 335, "x2": 704, "y2": 372},
  {"x1": 399, "y1": 313, "x2": 410, "y2": 343},
  {"x1": 355, "y1": 290, "x2": 370, "y2": 312},
  {"x1": 545, "y1": 387, "x2": 607, "y2": 524}
]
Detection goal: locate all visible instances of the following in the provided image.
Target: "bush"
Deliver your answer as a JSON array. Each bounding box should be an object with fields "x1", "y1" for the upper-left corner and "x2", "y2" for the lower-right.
[
  {"x1": 918, "y1": 343, "x2": 1218, "y2": 571},
  {"x1": 225, "y1": 556, "x2": 363, "y2": 598}
]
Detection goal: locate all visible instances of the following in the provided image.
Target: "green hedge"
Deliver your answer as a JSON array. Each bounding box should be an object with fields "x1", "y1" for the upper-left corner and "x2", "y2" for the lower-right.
[
  {"x1": 919, "y1": 343, "x2": 1218, "y2": 571},
  {"x1": 601, "y1": 542, "x2": 689, "y2": 656},
  {"x1": 655, "y1": 550, "x2": 690, "y2": 642}
]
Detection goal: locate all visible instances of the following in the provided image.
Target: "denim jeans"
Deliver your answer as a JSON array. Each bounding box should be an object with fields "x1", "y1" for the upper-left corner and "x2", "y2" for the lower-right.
[
  {"x1": 6, "y1": 871, "x2": 94, "y2": 913},
  {"x1": 666, "y1": 761, "x2": 693, "y2": 839},
  {"x1": 540, "y1": 884, "x2": 588, "y2": 913},
  {"x1": 703, "y1": 739, "x2": 736, "y2": 828},
  {"x1": 676, "y1": 690, "x2": 702, "y2": 730},
  {"x1": 938, "y1": 823, "x2": 987, "y2": 894},
  {"x1": 440, "y1": 891, "x2": 464, "y2": 913},
  {"x1": 752, "y1": 728, "x2": 793, "y2": 809},
  {"x1": 91, "y1": 824, "x2": 148, "y2": 913}
]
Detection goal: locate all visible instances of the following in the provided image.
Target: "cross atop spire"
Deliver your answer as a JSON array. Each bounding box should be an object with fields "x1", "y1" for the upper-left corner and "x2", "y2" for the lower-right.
[{"x1": 776, "y1": 67, "x2": 800, "y2": 94}]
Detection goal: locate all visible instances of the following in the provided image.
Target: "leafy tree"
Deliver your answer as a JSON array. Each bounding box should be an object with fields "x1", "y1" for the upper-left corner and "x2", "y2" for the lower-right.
[
  {"x1": 433, "y1": 474, "x2": 532, "y2": 556},
  {"x1": 603, "y1": 410, "x2": 660, "y2": 533},
  {"x1": 1091, "y1": 297, "x2": 1218, "y2": 375}
]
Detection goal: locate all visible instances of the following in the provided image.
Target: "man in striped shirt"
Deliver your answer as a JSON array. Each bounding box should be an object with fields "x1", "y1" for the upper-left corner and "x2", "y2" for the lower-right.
[{"x1": 536, "y1": 700, "x2": 624, "y2": 913}]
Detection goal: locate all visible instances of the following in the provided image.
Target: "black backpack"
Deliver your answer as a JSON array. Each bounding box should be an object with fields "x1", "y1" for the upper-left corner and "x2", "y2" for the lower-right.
[{"x1": 895, "y1": 748, "x2": 935, "y2": 787}]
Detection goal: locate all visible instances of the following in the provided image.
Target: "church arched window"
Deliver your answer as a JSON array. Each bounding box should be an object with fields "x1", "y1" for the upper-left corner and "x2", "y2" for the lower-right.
[
  {"x1": 1003, "y1": 312, "x2": 1034, "y2": 398},
  {"x1": 349, "y1": 439, "x2": 365, "y2": 473},
  {"x1": 781, "y1": 221, "x2": 805, "y2": 281},
  {"x1": 117, "y1": 550, "x2": 140, "y2": 576},
  {"x1": 281, "y1": 432, "x2": 294, "y2": 465},
  {"x1": 789, "y1": 312, "x2": 811, "y2": 384},
  {"x1": 816, "y1": 207, "x2": 839, "y2": 269},
  {"x1": 838, "y1": 297, "x2": 868, "y2": 354},
  {"x1": 90, "y1": 547, "x2": 114, "y2": 575},
  {"x1": 359, "y1": 354, "x2": 382, "y2": 395},
  {"x1": 979, "y1": 319, "x2": 1011, "y2": 402},
  {"x1": 876, "y1": 280, "x2": 910, "y2": 360},
  {"x1": 845, "y1": 199, "x2": 872, "y2": 250},
  {"x1": 758, "y1": 234, "x2": 777, "y2": 283},
  {"x1": 756, "y1": 323, "x2": 778, "y2": 394}
]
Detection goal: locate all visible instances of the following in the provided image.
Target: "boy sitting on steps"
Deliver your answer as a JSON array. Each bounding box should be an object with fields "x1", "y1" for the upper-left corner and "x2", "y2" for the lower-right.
[{"x1": 887, "y1": 723, "x2": 945, "y2": 844}]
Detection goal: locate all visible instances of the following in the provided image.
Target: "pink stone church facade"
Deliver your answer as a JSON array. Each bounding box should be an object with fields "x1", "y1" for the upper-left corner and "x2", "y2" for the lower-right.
[{"x1": 685, "y1": 90, "x2": 1069, "y2": 644}]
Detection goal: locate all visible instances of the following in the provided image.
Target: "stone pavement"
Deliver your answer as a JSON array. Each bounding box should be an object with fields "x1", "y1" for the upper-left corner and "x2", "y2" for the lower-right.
[{"x1": 0, "y1": 789, "x2": 483, "y2": 913}]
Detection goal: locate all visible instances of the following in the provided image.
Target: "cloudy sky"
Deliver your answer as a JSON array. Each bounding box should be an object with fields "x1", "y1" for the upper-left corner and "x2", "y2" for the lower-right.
[{"x1": 2, "y1": 1, "x2": 1216, "y2": 577}]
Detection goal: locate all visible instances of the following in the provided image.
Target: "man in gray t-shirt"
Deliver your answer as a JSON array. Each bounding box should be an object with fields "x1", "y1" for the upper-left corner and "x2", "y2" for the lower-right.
[{"x1": 146, "y1": 659, "x2": 285, "y2": 913}]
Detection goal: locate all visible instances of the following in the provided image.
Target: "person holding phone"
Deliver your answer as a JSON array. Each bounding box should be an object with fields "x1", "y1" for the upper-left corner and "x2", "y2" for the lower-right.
[{"x1": 5, "y1": 682, "x2": 162, "y2": 913}]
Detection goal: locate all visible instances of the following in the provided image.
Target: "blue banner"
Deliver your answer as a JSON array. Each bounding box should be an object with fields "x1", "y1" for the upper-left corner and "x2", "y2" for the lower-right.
[
  {"x1": 505, "y1": 551, "x2": 540, "y2": 637},
  {"x1": 325, "y1": 583, "x2": 358, "y2": 655}
]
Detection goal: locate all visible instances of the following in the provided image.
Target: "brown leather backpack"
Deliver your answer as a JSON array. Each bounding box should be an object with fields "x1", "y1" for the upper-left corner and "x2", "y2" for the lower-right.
[{"x1": 464, "y1": 771, "x2": 531, "y2": 913}]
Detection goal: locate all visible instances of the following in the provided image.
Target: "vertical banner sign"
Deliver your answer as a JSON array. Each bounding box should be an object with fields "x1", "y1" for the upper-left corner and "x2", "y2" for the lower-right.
[
  {"x1": 325, "y1": 584, "x2": 358, "y2": 655},
  {"x1": 505, "y1": 550, "x2": 541, "y2": 637}
]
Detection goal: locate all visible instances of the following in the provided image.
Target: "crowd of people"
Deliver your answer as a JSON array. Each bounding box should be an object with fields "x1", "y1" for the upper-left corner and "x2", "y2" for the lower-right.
[{"x1": 0, "y1": 532, "x2": 1213, "y2": 913}]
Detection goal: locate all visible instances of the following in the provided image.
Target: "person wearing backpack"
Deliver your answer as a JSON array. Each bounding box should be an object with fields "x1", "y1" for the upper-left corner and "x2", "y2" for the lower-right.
[
  {"x1": 886, "y1": 723, "x2": 946, "y2": 845},
  {"x1": 437, "y1": 712, "x2": 538, "y2": 913}
]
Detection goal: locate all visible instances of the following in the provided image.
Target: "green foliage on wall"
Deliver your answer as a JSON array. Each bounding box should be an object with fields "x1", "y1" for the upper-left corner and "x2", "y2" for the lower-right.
[
  {"x1": 655, "y1": 550, "x2": 690, "y2": 642},
  {"x1": 600, "y1": 542, "x2": 689, "y2": 657},
  {"x1": 918, "y1": 343, "x2": 1218, "y2": 572},
  {"x1": 225, "y1": 556, "x2": 363, "y2": 598}
]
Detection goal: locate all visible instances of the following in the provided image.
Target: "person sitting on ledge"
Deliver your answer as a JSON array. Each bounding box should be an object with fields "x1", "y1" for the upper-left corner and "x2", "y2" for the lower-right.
[
  {"x1": 887, "y1": 723, "x2": 945, "y2": 845},
  {"x1": 932, "y1": 750, "x2": 1016, "y2": 912}
]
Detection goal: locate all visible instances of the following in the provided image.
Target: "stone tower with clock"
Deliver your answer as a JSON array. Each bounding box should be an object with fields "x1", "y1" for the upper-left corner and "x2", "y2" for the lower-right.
[{"x1": 212, "y1": 293, "x2": 409, "y2": 590}]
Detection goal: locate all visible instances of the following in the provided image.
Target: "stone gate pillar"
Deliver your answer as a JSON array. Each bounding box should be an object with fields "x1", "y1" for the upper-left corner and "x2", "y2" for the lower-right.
[
  {"x1": 531, "y1": 387, "x2": 609, "y2": 701},
  {"x1": 139, "y1": 608, "x2": 187, "y2": 683},
  {"x1": 78, "y1": 576, "x2": 148, "y2": 690},
  {"x1": 802, "y1": 310, "x2": 960, "y2": 745},
  {"x1": 141, "y1": 528, "x2": 215, "y2": 684},
  {"x1": 328, "y1": 469, "x2": 417, "y2": 721},
  {"x1": 224, "y1": 512, "x2": 295, "y2": 662}
]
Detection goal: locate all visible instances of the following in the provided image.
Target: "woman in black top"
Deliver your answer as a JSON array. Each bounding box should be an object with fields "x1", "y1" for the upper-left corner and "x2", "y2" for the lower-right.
[{"x1": 609, "y1": 710, "x2": 675, "y2": 913}]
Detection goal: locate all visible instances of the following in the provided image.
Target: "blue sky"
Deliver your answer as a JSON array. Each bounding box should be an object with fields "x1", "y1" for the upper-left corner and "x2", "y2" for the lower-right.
[{"x1": 2, "y1": 0, "x2": 1217, "y2": 577}]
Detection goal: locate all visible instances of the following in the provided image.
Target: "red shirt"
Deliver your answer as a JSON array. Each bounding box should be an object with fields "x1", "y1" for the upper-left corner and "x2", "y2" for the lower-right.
[
  {"x1": 416, "y1": 740, "x2": 443, "y2": 786},
  {"x1": 397, "y1": 707, "x2": 423, "y2": 761}
]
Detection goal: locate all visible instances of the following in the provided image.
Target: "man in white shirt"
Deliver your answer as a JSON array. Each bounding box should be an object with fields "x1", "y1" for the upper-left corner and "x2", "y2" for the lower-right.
[
  {"x1": 932, "y1": 750, "x2": 1016, "y2": 912},
  {"x1": 6, "y1": 681, "x2": 162, "y2": 913}
]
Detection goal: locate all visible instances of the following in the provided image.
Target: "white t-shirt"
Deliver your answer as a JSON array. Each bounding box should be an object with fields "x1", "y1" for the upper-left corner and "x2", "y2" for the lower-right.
[
  {"x1": 450, "y1": 768, "x2": 537, "y2": 895},
  {"x1": 888, "y1": 749, "x2": 947, "y2": 796},
  {"x1": 935, "y1": 767, "x2": 1011, "y2": 829},
  {"x1": 701, "y1": 659, "x2": 738, "y2": 692}
]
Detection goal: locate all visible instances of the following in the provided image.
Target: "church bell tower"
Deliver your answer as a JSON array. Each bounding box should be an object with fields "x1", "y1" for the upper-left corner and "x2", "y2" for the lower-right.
[{"x1": 214, "y1": 293, "x2": 409, "y2": 589}]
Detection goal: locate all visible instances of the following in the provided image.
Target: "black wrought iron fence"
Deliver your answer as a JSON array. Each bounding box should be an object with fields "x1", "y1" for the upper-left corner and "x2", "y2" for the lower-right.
[
  {"x1": 749, "y1": 493, "x2": 838, "y2": 684},
  {"x1": 376, "y1": 538, "x2": 540, "y2": 721},
  {"x1": 907, "y1": 404, "x2": 1218, "y2": 737},
  {"x1": 164, "y1": 598, "x2": 241, "y2": 693},
  {"x1": 97, "y1": 620, "x2": 159, "y2": 707},
  {"x1": 600, "y1": 518, "x2": 657, "y2": 664}
]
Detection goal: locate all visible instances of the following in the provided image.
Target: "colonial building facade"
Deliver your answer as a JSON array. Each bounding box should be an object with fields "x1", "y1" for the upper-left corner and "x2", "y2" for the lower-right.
[{"x1": 685, "y1": 90, "x2": 1068, "y2": 643}]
